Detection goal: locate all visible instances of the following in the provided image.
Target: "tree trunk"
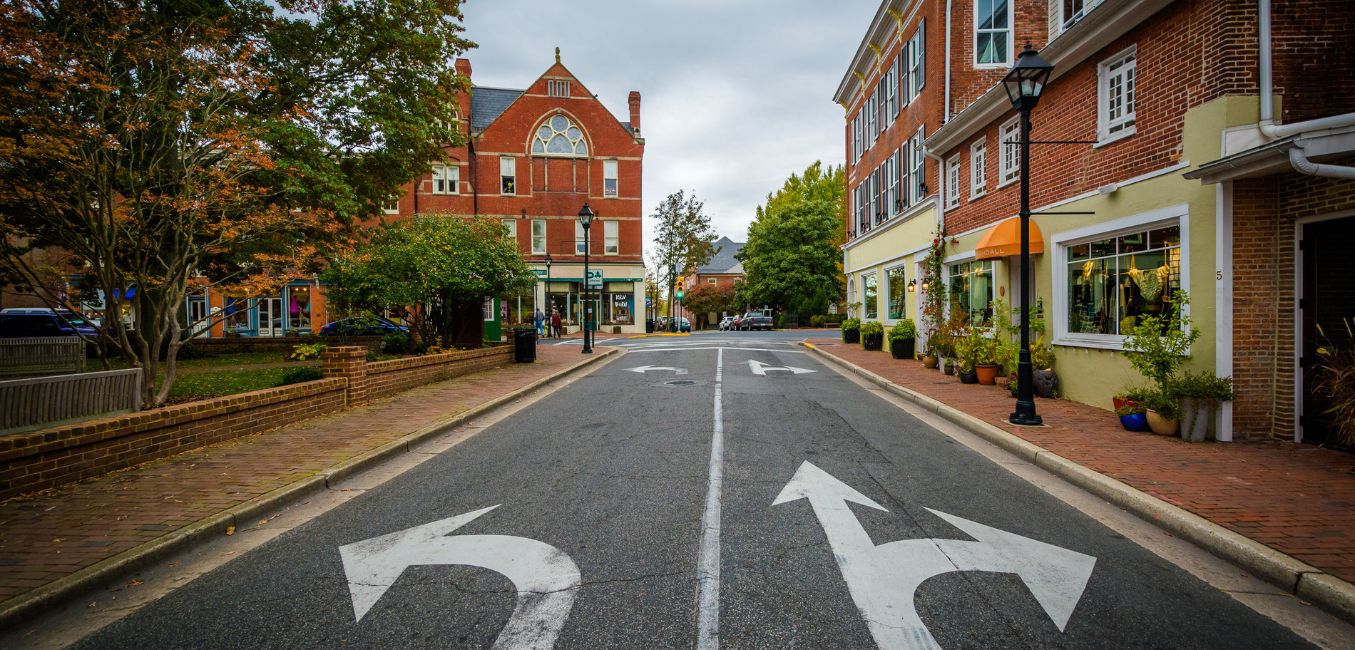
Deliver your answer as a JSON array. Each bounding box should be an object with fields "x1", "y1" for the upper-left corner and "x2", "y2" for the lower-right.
[{"x1": 448, "y1": 298, "x2": 484, "y2": 349}]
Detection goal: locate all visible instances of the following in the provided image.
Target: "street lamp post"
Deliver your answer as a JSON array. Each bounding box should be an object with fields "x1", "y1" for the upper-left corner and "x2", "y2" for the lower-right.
[
  {"x1": 578, "y1": 203, "x2": 594, "y2": 353},
  {"x1": 544, "y1": 252, "x2": 552, "y2": 338},
  {"x1": 1001, "y1": 43, "x2": 1053, "y2": 426}
]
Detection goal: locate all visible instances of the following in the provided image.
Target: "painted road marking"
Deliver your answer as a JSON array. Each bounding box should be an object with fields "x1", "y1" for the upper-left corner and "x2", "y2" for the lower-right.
[
  {"x1": 339, "y1": 506, "x2": 580, "y2": 650},
  {"x1": 626, "y1": 347, "x2": 806, "y2": 354},
  {"x1": 746, "y1": 359, "x2": 815, "y2": 376},
  {"x1": 773, "y1": 462, "x2": 1096, "y2": 650},
  {"x1": 625, "y1": 365, "x2": 689, "y2": 375},
  {"x1": 695, "y1": 347, "x2": 725, "y2": 649}
]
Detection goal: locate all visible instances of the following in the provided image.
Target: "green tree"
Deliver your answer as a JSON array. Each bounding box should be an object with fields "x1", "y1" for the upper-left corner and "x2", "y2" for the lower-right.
[
  {"x1": 0, "y1": 0, "x2": 473, "y2": 406},
  {"x1": 737, "y1": 162, "x2": 845, "y2": 317},
  {"x1": 652, "y1": 190, "x2": 718, "y2": 299},
  {"x1": 324, "y1": 217, "x2": 535, "y2": 349},
  {"x1": 682, "y1": 282, "x2": 735, "y2": 329}
]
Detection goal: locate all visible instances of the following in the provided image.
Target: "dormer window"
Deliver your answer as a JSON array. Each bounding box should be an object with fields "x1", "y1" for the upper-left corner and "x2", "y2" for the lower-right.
[
  {"x1": 547, "y1": 79, "x2": 571, "y2": 97},
  {"x1": 532, "y1": 114, "x2": 589, "y2": 157}
]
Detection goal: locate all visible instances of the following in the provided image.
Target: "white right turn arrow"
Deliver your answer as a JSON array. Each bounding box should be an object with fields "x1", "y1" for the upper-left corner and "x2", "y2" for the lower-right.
[
  {"x1": 773, "y1": 461, "x2": 1096, "y2": 650},
  {"x1": 746, "y1": 360, "x2": 814, "y2": 376}
]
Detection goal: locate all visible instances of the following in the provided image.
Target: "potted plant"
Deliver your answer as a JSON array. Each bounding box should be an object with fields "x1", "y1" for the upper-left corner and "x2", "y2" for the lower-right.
[
  {"x1": 860, "y1": 321, "x2": 884, "y2": 351},
  {"x1": 1170, "y1": 371, "x2": 1234, "y2": 442},
  {"x1": 954, "y1": 326, "x2": 979, "y2": 384},
  {"x1": 921, "y1": 330, "x2": 940, "y2": 368},
  {"x1": 888, "y1": 319, "x2": 917, "y2": 359},
  {"x1": 1030, "y1": 335, "x2": 1059, "y2": 398},
  {"x1": 1314, "y1": 318, "x2": 1355, "y2": 447},
  {"x1": 1142, "y1": 388, "x2": 1181, "y2": 436},
  {"x1": 974, "y1": 334, "x2": 1002, "y2": 386},
  {"x1": 841, "y1": 318, "x2": 861, "y2": 344},
  {"x1": 1115, "y1": 400, "x2": 1150, "y2": 432}
]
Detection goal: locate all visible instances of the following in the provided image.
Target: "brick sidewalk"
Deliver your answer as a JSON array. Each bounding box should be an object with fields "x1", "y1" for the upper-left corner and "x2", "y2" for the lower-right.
[
  {"x1": 806, "y1": 338, "x2": 1355, "y2": 584},
  {"x1": 0, "y1": 346, "x2": 602, "y2": 606}
]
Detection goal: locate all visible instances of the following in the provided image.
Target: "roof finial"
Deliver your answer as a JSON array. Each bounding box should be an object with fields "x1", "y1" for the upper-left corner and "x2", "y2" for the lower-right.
[{"x1": 554, "y1": 46, "x2": 561, "y2": 64}]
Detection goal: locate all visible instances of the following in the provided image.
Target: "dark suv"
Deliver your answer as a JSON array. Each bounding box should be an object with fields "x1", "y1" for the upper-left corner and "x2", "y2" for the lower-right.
[
  {"x1": 740, "y1": 311, "x2": 773, "y2": 331},
  {"x1": 0, "y1": 308, "x2": 99, "y2": 338}
]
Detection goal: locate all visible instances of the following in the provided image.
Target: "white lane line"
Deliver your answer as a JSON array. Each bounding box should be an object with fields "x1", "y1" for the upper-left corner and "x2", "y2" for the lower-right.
[
  {"x1": 696, "y1": 347, "x2": 725, "y2": 650},
  {"x1": 628, "y1": 347, "x2": 805, "y2": 354}
]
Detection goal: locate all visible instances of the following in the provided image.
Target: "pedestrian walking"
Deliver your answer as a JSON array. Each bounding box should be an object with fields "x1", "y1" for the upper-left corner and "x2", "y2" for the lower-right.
[
  {"x1": 534, "y1": 307, "x2": 545, "y2": 336},
  {"x1": 551, "y1": 310, "x2": 562, "y2": 338}
]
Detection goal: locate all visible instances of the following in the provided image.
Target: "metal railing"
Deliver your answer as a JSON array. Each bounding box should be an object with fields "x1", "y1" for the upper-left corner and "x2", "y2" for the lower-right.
[
  {"x1": 0, "y1": 336, "x2": 85, "y2": 377},
  {"x1": 0, "y1": 368, "x2": 141, "y2": 433}
]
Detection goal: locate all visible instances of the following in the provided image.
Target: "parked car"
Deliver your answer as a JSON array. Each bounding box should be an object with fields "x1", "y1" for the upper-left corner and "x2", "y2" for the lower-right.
[
  {"x1": 0, "y1": 307, "x2": 99, "y2": 338},
  {"x1": 718, "y1": 316, "x2": 735, "y2": 331},
  {"x1": 319, "y1": 316, "x2": 409, "y2": 336},
  {"x1": 676, "y1": 317, "x2": 691, "y2": 333},
  {"x1": 741, "y1": 311, "x2": 774, "y2": 331},
  {"x1": 730, "y1": 314, "x2": 744, "y2": 331}
]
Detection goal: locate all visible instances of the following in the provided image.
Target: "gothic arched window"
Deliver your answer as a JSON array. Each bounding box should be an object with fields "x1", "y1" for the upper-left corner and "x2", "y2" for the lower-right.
[{"x1": 532, "y1": 114, "x2": 588, "y2": 157}]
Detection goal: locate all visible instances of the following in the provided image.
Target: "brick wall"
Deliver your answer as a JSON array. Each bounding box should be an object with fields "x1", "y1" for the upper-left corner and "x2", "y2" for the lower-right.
[
  {"x1": 0, "y1": 379, "x2": 347, "y2": 500},
  {"x1": 188, "y1": 336, "x2": 384, "y2": 355},
  {"x1": 366, "y1": 346, "x2": 511, "y2": 400}
]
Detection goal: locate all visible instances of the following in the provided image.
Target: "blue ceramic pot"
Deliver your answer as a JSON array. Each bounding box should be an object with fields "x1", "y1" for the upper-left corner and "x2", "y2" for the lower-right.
[{"x1": 1119, "y1": 412, "x2": 1149, "y2": 432}]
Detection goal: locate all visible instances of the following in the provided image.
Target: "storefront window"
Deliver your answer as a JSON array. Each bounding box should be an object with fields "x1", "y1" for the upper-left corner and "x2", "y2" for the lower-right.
[
  {"x1": 887, "y1": 266, "x2": 907, "y2": 319},
  {"x1": 287, "y1": 286, "x2": 311, "y2": 332},
  {"x1": 863, "y1": 272, "x2": 878, "y2": 319},
  {"x1": 1066, "y1": 223, "x2": 1180, "y2": 335},
  {"x1": 948, "y1": 260, "x2": 994, "y2": 324}
]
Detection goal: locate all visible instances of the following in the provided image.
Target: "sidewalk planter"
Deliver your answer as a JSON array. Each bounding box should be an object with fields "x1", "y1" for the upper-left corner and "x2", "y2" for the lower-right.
[
  {"x1": 1179, "y1": 398, "x2": 1216, "y2": 442},
  {"x1": 890, "y1": 339, "x2": 915, "y2": 359},
  {"x1": 841, "y1": 319, "x2": 861, "y2": 344},
  {"x1": 959, "y1": 368, "x2": 978, "y2": 384},
  {"x1": 1146, "y1": 410, "x2": 1180, "y2": 436},
  {"x1": 1118, "y1": 412, "x2": 1150, "y2": 432},
  {"x1": 887, "y1": 319, "x2": 917, "y2": 360},
  {"x1": 922, "y1": 354, "x2": 938, "y2": 369},
  {"x1": 860, "y1": 322, "x2": 884, "y2": 351},
  {"x1": 975, "y1": 364, "x2": 999, "y2": 386},
  {"x1": 1033, "y1": 368, "x2": 1059, "y2": 399}
]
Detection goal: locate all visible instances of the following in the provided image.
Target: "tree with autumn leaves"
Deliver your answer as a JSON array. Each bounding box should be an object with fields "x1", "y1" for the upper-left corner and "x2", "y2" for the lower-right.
[{"x1": 0, "y1": 0, "x2": 473, "y2": 406}]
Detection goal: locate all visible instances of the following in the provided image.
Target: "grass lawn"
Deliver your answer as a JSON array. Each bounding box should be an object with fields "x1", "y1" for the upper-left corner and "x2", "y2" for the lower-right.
[
  {"x1": 166, "y1": 366, "x2": 294, "y2": 402},
  {"x1": 107, "y1": 350, "x2": 290, "y2": 371}
]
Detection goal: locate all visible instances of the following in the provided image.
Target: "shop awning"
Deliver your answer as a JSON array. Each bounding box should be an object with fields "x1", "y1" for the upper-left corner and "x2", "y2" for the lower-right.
[{"x1": 975, "y1": 217, "x2": 1044, "y2": 260}]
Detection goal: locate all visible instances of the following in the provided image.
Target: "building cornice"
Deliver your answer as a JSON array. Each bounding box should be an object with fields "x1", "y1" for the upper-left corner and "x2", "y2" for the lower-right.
[
  {"x1": 924, "y1": 0, "x2": 1172, "y2": 154},
  {"x1": 833, "y1": 0, "x2": 924, "y2": 109}
]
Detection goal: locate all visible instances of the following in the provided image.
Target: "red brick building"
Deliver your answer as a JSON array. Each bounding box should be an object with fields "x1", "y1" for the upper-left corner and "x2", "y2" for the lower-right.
[{"x1": 839, "y1": 0, "x2": 1355, "y2": 444}]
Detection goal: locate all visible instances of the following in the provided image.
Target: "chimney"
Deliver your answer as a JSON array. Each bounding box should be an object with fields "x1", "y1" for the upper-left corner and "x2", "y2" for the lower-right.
[
  {"x1": 628, "y1": 91, "x2": 641, "y2": 133},
  {"x1": 455, "y1": 58, "x2": 472, "y2": 79}
]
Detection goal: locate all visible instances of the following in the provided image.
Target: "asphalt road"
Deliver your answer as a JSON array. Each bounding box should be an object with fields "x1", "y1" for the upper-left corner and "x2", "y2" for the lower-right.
[{"x1": 74, "y1": 331, "x2": 1317, "y2": 648}]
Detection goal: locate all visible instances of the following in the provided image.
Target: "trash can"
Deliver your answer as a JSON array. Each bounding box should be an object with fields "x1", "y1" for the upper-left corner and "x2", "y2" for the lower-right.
[
  {"x1": 645, "y1": 319, "x2": 655, "y2": 333},
  {"x1": 512, "y1": 327, "x2": 536, "y2": 363}
]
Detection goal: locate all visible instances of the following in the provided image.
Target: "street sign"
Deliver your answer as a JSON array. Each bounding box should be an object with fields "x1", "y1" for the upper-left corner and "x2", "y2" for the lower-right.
[
  {"x1": 773, "y1": 462, "x2": 1096, "y2": 649},
  {"x1": 340, "y1": 506, "x2": 580, "y2": 647},
  {"x1": 531, "y1": 269, "x2": 548, "y2": 278},
  {"x1": 586, "y1": 269, "x2": 603, "y2": 288}
]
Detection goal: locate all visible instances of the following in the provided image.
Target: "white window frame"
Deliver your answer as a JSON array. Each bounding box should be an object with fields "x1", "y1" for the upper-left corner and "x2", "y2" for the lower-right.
[
  {"x1": 853, "y1": 113, "x2": 863, "y2": 162},
  {"x1": 945, "y1": 154, "x2": 961, "y2": 210},
  {"x1": 432, "y1": 164, "x2": 459, "y2": 195},
  {"x1": 899, "y1": 44, "x2": 911, "y2": 109},
  {"x1": 575, "y1": 221, "x2": 587, "y2": 255},
  {"x1": 885, "y1": 264, "x2": 908, "y2": 321},
  {"x1": 887, "y1": 59, "x2": 899, "y2": 120},
  {"x1": 382, "y1": 196, "x2": 400, "y2": 215},
  {"x1": 974, "y1": 0, "x2": 1014, "y2": 68},
  {"x1": 862, "y1": 271, "x2": 879, "y2": 320},
  {"x1": 531, "y1": 219, "x2": 546, "y2": 254},
  {"x1": 500, "y1": 156, "x2": 516, "y2": 195},
  {"x1": 998, "y1": 117, "x2": 1020, "y2": 188},
  {"x1": 970, "y1": 139, "x2": 988, "y2": 199},
  {"x1": 887, "y1": 152, "x2": 900, "y2": 217},
  {"x1": 1097, "y1": 45, "x2": 1138, "y2": 145},
  {"x1": 603, "y1": 159, "x2": 619, "y2": 197},
  {"x1": 1050, "y1": 203, "x2": 1190, "y2": 350},
  {"x1": 908, "y1": 20, "x2": 925, "y2": 99},
  {"x1": 604, "y1": 220, "x2": 619, "y2": 255},
  {"x1": 501, "y1": 218, "x2": 517, "y2": 241},
  {"x1": 909, "y1": 128, "x2": 926, "y2": 205},
  {"x1": 868, "y1": 90, "x2": 878, "y2": 144}
]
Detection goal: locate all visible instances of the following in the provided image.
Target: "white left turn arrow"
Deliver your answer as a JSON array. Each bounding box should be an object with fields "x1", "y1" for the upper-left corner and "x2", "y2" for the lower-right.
[
  {"x1": 339, "y1": 506, "x2": 580, "y2": 649},
  {"x1": 626, "y1": 365, "x2": 688, "y2": 375},
  {"x1": 747, "y1": 359, "x2": 815, "y2": 376}
]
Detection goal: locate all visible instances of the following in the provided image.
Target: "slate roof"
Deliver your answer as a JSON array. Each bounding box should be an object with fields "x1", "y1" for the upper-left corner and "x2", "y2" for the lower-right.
[
  {"x1": 697, "y1": 237, "x2": 745, "y2": 274},
  {"x1": 470, "y1": 86, "x2": 524, "y2": 132}
]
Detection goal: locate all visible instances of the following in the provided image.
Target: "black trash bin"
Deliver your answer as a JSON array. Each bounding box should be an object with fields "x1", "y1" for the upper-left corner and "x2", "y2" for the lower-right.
[
  {"x1": 645, "y1": 319, "x2": 655, "y2": 333},
  {"x1": 512, "y1": 327, "x2": 536, "y2": 363}
]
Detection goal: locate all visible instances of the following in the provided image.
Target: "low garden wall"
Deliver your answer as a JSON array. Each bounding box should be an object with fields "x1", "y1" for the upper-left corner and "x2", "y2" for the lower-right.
[
  {"x1": 188, "y1": 335, "x2": 384, "y2": 355},
  {"x1": 0, "y1": 344, "x2": 514, "y2": 500}
]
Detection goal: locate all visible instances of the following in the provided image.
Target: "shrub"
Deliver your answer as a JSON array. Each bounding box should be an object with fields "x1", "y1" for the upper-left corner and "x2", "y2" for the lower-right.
[
  {"x1": 859, "y1": 321, "x2": 884, "y2": 337},
  {"x1": 289, "y1": 342, "x2": 329, "y2": 361},
  {"x1": 810, "y1": 315, "x2": 825, "y2": 327},
  {"x1": 1170, "y1": 370, "x2": 1234, "y2": 402},
  {"x1": 888, "y1": 319, "x2": 917, "y2": 341},
  {"x1": 1141, "y1": 387, "x2": 1181, "y2": 420},
  {"x1": 277, "y1": 366, "x2": 324, "y2": 386},
  {"x1": 840, "y1": 319, "x2": 861, "y2": 332},
  {"x1": 1314, "y1": 318, "x2": 1355, "y2": 446},
  {"x1": 383, "y1": 333, "x2": 411, "y2": 354},
  {"x1": 1123, "y1": 291, "x2": 1199, "y2": 390}
]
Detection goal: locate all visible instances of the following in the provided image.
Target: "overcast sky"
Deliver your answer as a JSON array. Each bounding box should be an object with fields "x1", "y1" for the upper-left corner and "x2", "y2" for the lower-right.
[{"x1": 460, "y1": 0, "x2": 879, "y2": 257}]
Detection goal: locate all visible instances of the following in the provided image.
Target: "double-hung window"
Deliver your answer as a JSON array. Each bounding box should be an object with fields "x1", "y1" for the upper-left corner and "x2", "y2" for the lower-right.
[
  {"x1": 887, "y1": 266, "x2": 907, "y2": 320},
  {"x1": 574, "y1": 221, "x2": 587, "y2": 255},
  {"x1": 1098, "y1": 46, "x2": 1137, "y2": 144},
  {"x1": 887, "y1": 60, "x2": 899, "y2": 120},
  {"x1": 867, "y1": 91, "x2": 878, "y2": 144},
  {"x1": 874, "y1": 166, "x2": 884, "y2": 224},
  {"x1": 863, "y1": 272, "x2": 879, "y2": 320},
  {"x1": 945, "y1": 155, "x2": 961, "y2": 210},
  {"x1": 899, "y1": 44, "x2": 911, "y2": 109},
  {"x1": 603, "y1": 159, "x2": 619, "y2": 197},
  {"x1": 909, "y1": 128, "x2": 926, "y2": 204},
  {"x1": 604, "y1": 220, "x2": 619, "y2": 255},
  {"x1": 908, "y1": 20, "x2": 925, "y2": 99},
  {"x1": 500, "y1": 156, "x2": 516, "y2": 195},
  {"x1": 432, "y1": 164, "x2": 458, "y2": 194},
  {"x1": 877, "y1": 77, "x2": 890, "y2": 132},
  {"x1": 893, "y1": 149, "x2": 904, "y2": 213},
  {"x1": 975, "y1": 0, "x2": 1012, "y2": 67},
  {"x1": 887, "y1": 153, "x2": 900, "y2": 217},
  {"x1": 970, "y1": 139, "x2": 987, "y2": 198},
  {"x1": 382, "y1": 196, "x2": 400, "y2": 215},
  {"x1": 998, "y1": 117, "x2": 1020, "y2": 187},
  {"x1": 531, "y1": 219, "x2": 546, "y2": 254},
  {"x1": 501, "y1": 218, "x2": 517, "y2": 241}
]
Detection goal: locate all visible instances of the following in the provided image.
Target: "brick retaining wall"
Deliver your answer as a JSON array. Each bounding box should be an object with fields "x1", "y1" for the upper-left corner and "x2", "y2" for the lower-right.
[
  {"x1": 188, "y1": 336, "x2": 384, "y2": 355},
  {"x1": 367, "y1": 347, "x2": 512, "y2": 400}
]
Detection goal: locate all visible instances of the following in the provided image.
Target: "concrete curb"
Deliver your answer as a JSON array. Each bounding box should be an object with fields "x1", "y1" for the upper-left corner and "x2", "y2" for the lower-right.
[
  {"x1": 802, "y1": 342, "x2": 1355, "y2": 624},
  {"x1": 0, "y1": 347, "x2": 621, "y2": 631}
]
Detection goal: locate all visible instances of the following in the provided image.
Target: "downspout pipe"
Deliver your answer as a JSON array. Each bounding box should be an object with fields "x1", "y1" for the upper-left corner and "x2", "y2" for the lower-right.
[
  {"x1": 943, "y1": 0, "x2": 952, "y2": 123},
  {"x1": 1257, "y1": 0, "x2": 1355, "y2": 179}
]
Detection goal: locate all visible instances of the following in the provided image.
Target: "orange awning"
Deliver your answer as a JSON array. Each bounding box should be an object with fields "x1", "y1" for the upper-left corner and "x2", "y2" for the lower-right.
[{"x1": 974, "y1": 217, "x2": 1044, "y2": 260}]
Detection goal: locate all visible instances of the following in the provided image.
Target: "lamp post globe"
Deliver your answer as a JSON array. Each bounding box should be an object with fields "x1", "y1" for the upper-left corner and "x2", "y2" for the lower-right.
[
  {"x1": 1003, "y1": 43, "x2": 1052, "y2": 426},
  {"x1": 578, "y1": 203, "x2": 594, "y2": 353}
]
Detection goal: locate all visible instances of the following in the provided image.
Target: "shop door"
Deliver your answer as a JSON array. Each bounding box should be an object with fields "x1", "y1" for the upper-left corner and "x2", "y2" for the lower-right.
[
  {"x1": 187, "y1": 297, "x2": 209, "y2": 336},
  {"x1": 258, "y1": 298, "x2": 283, "y2": 337},
  {"x1": 1301, "y1": 216, "x2": 1355, "y2": 445}
]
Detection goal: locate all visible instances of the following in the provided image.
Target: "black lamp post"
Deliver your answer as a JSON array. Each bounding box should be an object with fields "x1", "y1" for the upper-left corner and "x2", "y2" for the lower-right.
[
  {"x1": 578, "y1": 203, "x2": 594, "y2": 353},
  {"x1": 544, "y1": 252, "x2": 552, "y2": 337},
  {"x1": 1002, "y1": 43, "x2": 1053, "y2": 426}
]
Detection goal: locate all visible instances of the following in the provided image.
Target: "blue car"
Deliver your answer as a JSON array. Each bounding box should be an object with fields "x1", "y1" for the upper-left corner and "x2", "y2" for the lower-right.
[
  {"x1": 0, "y1": 308, "x2": 100, "y2": 338},
  {"x1": 319, "y1": 316, "x2": 409, "y2": 336}
]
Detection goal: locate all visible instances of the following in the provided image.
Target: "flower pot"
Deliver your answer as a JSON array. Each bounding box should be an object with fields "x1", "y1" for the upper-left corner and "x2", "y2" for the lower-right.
[
  {"x1": 862, "y1": 332, "x2": 883, "y2": 351},
  {"x1": 1178, "y1": 398, "x2": 1215, "y2": 442},
  {"x1": 843, "y1": 329, "x2": 860, "y2": 344},
  {"x1": 942, "y1": 358, "x2": 955, "y2": 375},
  {"x1": 1112, "y1": 395, "x2": 1137, "y2": 411},
  {"x1": 1118, "y1": 412, "x2": 1150, "y2": 432},
  {"x1": 922, "y1": 354, "x2": 938, "y2": 369},
  {"x1": 975, "y1": 364, "x2": 999, "y2": 385},
  {"x1": 1033, "y1": 368, "x2": 1059, "y2": 399},
  {"x1": 890, "y1": 338, "x2": 915, "y2": 359},
  {"x1": 1146, "y1": 409, "x2": 1180, "y2": 436},
  {"x1": 958, "y1": 369, "x2": 978, "y2": 384}
]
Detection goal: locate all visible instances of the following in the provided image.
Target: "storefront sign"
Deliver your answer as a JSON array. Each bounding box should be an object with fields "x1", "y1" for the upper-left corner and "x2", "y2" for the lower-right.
[{"x1": 586, "y1": 270, "x2": 603, "y2": 288}]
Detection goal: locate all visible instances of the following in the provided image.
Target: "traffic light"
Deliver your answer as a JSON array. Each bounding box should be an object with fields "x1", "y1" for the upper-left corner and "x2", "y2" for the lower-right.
[
  {"x1": 676, "y1": 288, "x2": 684, "y2": 301},
  {"x1": 675, "y1": 276, "x2": 685, "y2": 301}
]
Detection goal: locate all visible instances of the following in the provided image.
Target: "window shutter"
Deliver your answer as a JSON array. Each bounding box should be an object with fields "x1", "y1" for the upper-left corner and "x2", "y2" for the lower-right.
[
  {"x1": 899, "y1": 43, "x2": 910, "y2": 107},
  {"x1": 917, "y1": 19, "x2": 925, "y2": 91},
  {"x1": 1048, "y1": 0, "x2": 1061, "y2": 39}
]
